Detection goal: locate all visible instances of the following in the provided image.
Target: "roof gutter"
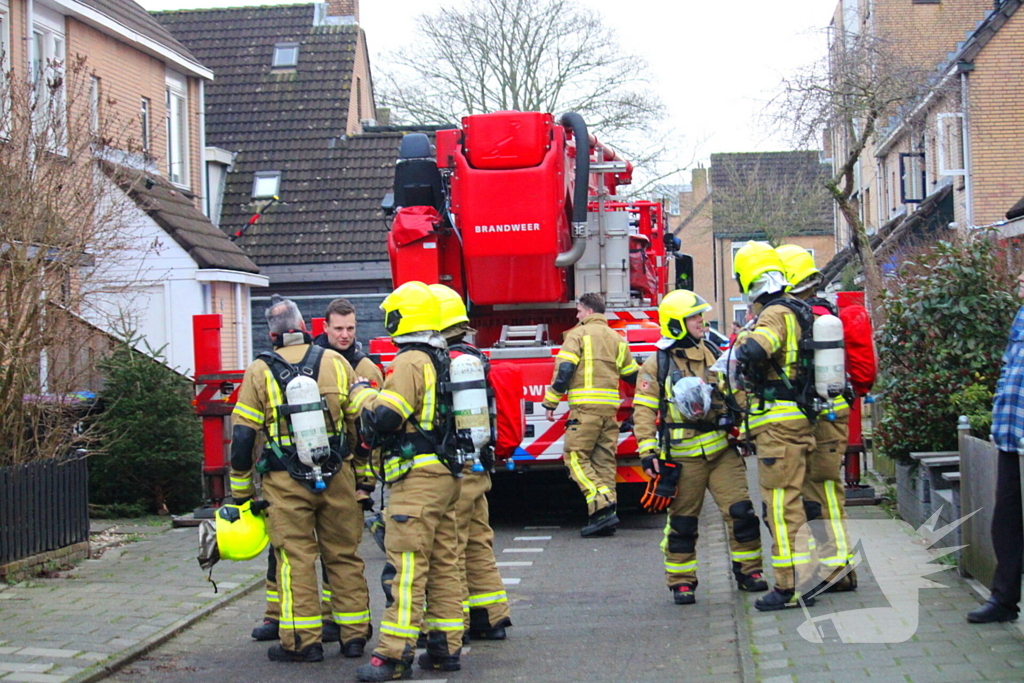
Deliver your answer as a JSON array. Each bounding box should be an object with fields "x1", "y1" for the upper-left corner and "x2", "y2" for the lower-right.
[{"x1": 44, "y1": 0, "x2": 213, "y2": 79}]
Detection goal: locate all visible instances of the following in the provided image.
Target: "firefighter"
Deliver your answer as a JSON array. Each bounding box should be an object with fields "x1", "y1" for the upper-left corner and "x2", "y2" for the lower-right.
[
  {"x1": 229, "y1": 295, "x2": 371, "y2": 662},
  {"x1": 730, "y1": 242, "x2": 817, "y2": 611},
  {"x1": 542, "y1": 293, "x2": 640, "y2": 537},
  {"x1": 314, "y1": 297, "x2": 385, "y2": 503},
  {"x1": 430, "y1": 284, "x2": 513, "y2": 640},
  {"x1": 349, "y1": 281, "x2": 464, "y2": 681},
  {"x1": 633, "y1": 290, "x2": 768, "y2": 605},
  {"x1": 254, "y1": 298, "x2": 385, "y2": 645},
  {"x1": 776, "y1": 244, "x2": 857, "y2": 594}
]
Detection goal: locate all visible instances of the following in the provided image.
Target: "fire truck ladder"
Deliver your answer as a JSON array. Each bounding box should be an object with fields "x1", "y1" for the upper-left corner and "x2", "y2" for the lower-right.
[{"x1": 496, "y1": 324, "x2": 550, "y2": 347}]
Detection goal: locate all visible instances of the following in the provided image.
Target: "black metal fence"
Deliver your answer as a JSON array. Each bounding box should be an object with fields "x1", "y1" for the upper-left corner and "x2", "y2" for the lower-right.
[{"x1": 0, "y1": 454, "x2": 89, "y2": 565}]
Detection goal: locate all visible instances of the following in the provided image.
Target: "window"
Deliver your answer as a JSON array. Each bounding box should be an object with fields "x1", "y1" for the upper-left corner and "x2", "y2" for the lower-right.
[
  {"x1": 937, "y1": 113, "x2": 965, "y2": 176},
  {"x1": 252, "y1": 171, "x2": 281, "y2": 198},
  {"x1": 899, "y1": 153, "x2": 926, "y2": 203},
  {"x1": 0, "y1": 9, "x2": 9, "y2": 78},
  {"x1": 89, "y1": 76, "x2": 100, "y2": 135},
  {"x1": 272, "y1": 43, "x2": 299, "y2": 68},
  {"x1": 31, "y1": 26, "x2": 64, "y2": 145},
  {"x1": 140, "y1": 97, "x2": 150, "y2": 152},
  {"x1": 165, "y1": 71, "x2": 188, "y2": 186}
]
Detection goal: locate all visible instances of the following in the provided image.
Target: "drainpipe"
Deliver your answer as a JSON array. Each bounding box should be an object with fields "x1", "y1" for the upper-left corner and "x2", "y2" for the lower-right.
[
  {"x1": 199, "y1": 79, "x2": 209, "y2": 217},
  {"x1": 960, "y1": 69, "x2": 974, "y2": 227},
  {"x1": 234, "y1": 282, "x2": 244, "y2": 369}
]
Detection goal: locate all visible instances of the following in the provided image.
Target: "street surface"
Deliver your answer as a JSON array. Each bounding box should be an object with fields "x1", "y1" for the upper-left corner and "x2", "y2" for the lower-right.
[{"x1": 87, "y1": 466, "x2": 1024, "y2": 683}]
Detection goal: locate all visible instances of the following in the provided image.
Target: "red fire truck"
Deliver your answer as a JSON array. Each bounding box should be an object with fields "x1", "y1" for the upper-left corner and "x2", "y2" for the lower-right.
[{"x1": 191, "y1": 111, "x2": 689, "y2": 509}]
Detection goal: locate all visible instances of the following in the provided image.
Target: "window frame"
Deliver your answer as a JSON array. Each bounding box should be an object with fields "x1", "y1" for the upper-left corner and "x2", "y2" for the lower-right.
[
  {"x1": 899, "y1": 152, "x2": 926, "y2": 204},
  {"x1": 272, "y1": 42, "x2": 299, "y2": 69},
  {"x1": 165, "y1": 72, "x2": 189, "y2": 187},
  {"x1": 252, "y1": 170, "x2": 281, "y2": 199},
  {"x1": 140, "y1": 97, "x2": 150, "y2": 153},
  {"x1": 937, "y1": 112, "x2": 966, "y2": 176}
]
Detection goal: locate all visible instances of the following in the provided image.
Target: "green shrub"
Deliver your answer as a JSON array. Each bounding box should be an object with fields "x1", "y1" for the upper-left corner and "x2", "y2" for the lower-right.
[
  {"x1": 876, "y1": 233, "x2": 1018, "y2": 461},
  {"x1": 949, "y1": 381, "x2": 994, "y2": 438},
  {"x1": 89, "y1": 340, "x2": 203, "y2": 515}
]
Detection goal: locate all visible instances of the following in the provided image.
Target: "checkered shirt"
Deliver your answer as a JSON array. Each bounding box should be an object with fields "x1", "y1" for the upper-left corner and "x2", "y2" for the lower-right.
[{"x1": 992, "y1": 305, "x2": 1024, "y2": 452}]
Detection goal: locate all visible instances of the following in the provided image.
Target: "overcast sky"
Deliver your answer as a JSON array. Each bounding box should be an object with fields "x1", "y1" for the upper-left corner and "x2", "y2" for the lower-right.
[{"x1": 139, "y1": 0, "x2": 837, "y2": 182}]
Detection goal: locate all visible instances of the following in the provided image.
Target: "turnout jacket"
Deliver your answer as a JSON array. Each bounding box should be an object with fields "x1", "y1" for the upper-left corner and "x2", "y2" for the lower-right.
[
  {"x1": 313, "y1": 335, "x2": 384, "y2": 491},
  {"x1": 349, "y1": 345, "x2": 452, "y2": 482},
  {"x1": 633, "y1": 340, "x2": 730, "y2": 460},
  {"x1": 542, "y1": 314, "x2": 639, "y2": 416},
  {"x1": 229, "y1": 341, "x2": 357, "y2": 500},
  {"x1": 734, "y1": 295, "x2": 809, "y2": 437}
]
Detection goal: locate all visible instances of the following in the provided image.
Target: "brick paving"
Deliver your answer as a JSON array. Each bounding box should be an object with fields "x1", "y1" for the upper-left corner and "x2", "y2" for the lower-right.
[
  {"x1": 743, "y1": 463, "x2": 1024, "y2": 683},
  {"x1": 0, "y1": 520, "x2": 264, "y2": 682},
  {"x1": 3, "y1": 465, "x2": 1024, "y2": 683}
]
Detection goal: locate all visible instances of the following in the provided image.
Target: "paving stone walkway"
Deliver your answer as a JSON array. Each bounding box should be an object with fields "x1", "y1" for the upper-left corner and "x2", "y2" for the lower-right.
[
  {"x1": 743, "y1": 465, "x2": 1024, "y2": 683},
  {"x1": 0, "y1": 520, "x2": 264, "y2": 683}
]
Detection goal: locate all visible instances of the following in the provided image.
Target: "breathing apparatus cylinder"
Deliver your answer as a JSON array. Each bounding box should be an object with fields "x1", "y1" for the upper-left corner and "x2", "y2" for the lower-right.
[
  {"x1": 285, "y1": 374, "x2": 330, "y2": 490},
  {"x1": 813, "y1": 314, "x2": 846, "y2": 402},
  {"x1": 451, "y1": 353, "x2": 490, "y2": 472}
]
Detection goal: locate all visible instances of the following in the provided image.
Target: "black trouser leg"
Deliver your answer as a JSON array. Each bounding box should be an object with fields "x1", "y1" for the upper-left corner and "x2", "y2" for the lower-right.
[{"x1": 990, "y1": 449, "x2": 1023, "y2": 609}]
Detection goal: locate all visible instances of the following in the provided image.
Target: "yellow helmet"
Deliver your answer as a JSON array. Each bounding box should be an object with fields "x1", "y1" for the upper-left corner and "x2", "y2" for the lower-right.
[
  {"x1": 775, "y1": 244, "x2": 820, "y2": 290},
  {"x1": 733, "y1": 241, "x2": 785, "y2": 293},
  {"x1": 659, "y1": 289, "x2": 711, "y2": 340},
  {"x1": 428, "y1": 284, "x2": 469, "y2": 331},
  {"x1": 381, "y1": 281, "x2": 442, "y2": 336},
  {"x1": 215, "y1": 500, "x2": 269, "y2": 561}
]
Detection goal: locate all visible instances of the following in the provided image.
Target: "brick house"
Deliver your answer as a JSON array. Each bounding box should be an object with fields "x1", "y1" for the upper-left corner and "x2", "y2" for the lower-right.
[
  {"x1": 824, "y1": 0, "x2": 1024, "y2": 281},
  {"x1": 672, "y1": 152, "x2": 836, "y2": 331},
  {"x1": 0, "y1": 0, "x2": 266, "y2": 377},
  {"x1": 154, "y1": 0, "x2": 408, "y2": 350},
  {"x1": 827, "y1": 0, "x2": 1002, "y2": 248}
]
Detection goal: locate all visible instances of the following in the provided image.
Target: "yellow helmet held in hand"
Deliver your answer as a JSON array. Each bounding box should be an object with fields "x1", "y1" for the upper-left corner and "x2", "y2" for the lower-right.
[
  {"x1": 659, "y1": 289, "x2": 711, "y2": 340},
  {"x1": 733, "y1": 241, "x2": 785, "y2": 293},
  {"x1": 215, "y1": 500, "x2": 269, "y2": 561},
  {"x1": 381, "y1": 281, "x2": 442, "y2": 336},
  {"x1": 775, "y1": 244, "x2": 820, "y2": 291},
  {"x1": 428, "y1": 284, "x2": 469, "y2": 331}
]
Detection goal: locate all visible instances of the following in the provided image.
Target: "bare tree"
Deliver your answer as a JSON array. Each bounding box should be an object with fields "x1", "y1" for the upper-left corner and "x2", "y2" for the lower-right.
[
  {"x1": 709, "y1": 153, "x2": 832, "y2": 247},
  {"x1": 771, "y1": 29, "x2": 934, "y2": 319},
  {"x1": 378, "y1": 0, "x2": 666, "y2": 153},
  {"x1": 0, "y1": 54, "x2": 152, "y2": 467}
]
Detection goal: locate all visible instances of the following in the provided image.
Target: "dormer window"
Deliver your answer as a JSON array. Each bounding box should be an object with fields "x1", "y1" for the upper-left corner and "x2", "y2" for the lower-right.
[
  {"x1": 272, "y1": 43, "x2": 298, "y2": 68},
  {"x1": 253, "y1": 171, "x2": 281, "y2": 198}
]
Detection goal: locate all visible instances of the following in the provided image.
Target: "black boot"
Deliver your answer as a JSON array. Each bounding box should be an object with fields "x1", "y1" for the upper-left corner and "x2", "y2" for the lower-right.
[
  {"x1": 469, "y1": 614, "x2": 512, "y2": 640},
  {"x1": 968, "y1": 597, "x2": 1019, "y2": 623},
  {"x1": 267, "y1": 642, "x2": 324, "y2": 663},
  {"x1": 736, "y1": 571, "x2": 769, "y2": 592},
  {"x1": 251, "y1": 618, "x2": 279, "y2": 641},
  {"x1": 417, "y1": 632, "x2": 462, "y2": 672},
  {"x1": 321, "y1": 619, "x2": 340, "y2": 643},
  {"x1": 755, "y1": 588, "x2": 814, "y2": 612},
  {"x1": 581, "y1": 506, "x2": 619, "y2": 537},
  {"x1": 671, "y1": 583, "x2": 696, "y2": 605},
  {"x1": 355, "y1": 655, "x2": 414, "y2": 681}
]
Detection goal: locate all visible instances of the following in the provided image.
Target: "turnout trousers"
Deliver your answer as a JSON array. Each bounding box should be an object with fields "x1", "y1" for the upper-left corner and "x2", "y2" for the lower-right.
[
  {"x1": 754, "y1": 419, "x2": 816, "y2": 591},
  {"x1": 563, "y1": 409, "x2": 619, "y2": 515},
  {"x1": 261, "y1": 463, "x2": 370, "y2": 652},
  {"x1": 263, "y1": 553, "x2": 332, "y2": 623},
  {"x1": 801, "y1": 416, "x2": 854, "y2": 577},
  {"x1": 663, "y1": 447, "x2": 763, "y2": 587},
  {"x1": 457, "y1": 470, "x2": 511, "y2": 630},
  {"x1": 376, "y1": 470, "x2": 464, "y2": 661}
]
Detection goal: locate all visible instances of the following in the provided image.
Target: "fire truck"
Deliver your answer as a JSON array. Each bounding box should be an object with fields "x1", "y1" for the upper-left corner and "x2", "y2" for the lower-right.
[
  {"x1": 372, "y1": 110, "x2": 691, "y2": 488},
  {"x1": 190, "y1": 110, "x2": 690, "y2": 510}
]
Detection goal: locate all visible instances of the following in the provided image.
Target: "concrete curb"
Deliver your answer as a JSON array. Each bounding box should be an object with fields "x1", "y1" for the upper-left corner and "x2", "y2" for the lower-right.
[{"x1": 66, "y1": 574, "x2": 263, "y2": 683}]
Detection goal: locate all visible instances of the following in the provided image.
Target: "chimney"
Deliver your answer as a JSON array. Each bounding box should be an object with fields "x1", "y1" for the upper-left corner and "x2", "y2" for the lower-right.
[
  {"x1": 327, "y1": 0, "x2": 358, "y2": 21},
  {"x1": 691, "y1": 167, "x2": 708, "y2": 200}
]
